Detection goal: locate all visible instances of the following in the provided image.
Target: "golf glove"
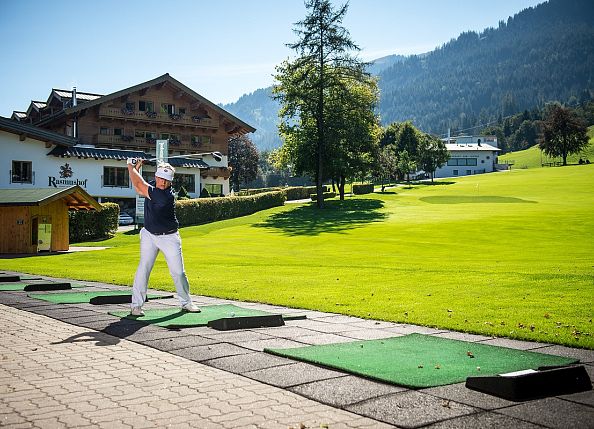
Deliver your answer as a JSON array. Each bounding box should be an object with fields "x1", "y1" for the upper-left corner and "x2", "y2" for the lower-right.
[{"x1": 127, "y1": 158, "x2": 136, "y2": 165}]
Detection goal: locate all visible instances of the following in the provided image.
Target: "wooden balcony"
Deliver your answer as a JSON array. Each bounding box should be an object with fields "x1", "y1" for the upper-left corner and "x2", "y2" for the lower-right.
[
  {"x1": 201, "y1": 166, "x2": 231, "y2": 179},
  {"x1": 98, "y1": 107, "x2": 218, "y2": 129}
]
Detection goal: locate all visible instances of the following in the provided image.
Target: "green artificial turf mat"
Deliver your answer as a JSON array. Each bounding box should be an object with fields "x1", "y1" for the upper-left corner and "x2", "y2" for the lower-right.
[
  {"x1": 0, "y1": 282, "x2": 87, "y2": 291},
  {"x1": 109, "y1": 304, "x2": 305, "y2": 328},
  {"x1": 28, "y1": 291, "x2": 173, "y2": 304},
  {"x1": 264, "y1": 333, "x2": 579, "y2": 388}
]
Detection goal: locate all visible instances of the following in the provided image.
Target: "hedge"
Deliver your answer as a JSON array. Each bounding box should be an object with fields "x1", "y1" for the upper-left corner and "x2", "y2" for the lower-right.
[
  {"x1": 176, "y1": 190, "x2": 286, "y2": 227},
  {"x1": 69, "y1": 202, "x2": 118, "y2": 243},
  {"x1": 352, "y1": 183, "x2": 375, "y2": 195},
  {"x1": 240, "y1": 185, "x2": 330, "y2": 201},
  {"x1": 310, "y1": 192, "x2": 337, "y2": 201}
]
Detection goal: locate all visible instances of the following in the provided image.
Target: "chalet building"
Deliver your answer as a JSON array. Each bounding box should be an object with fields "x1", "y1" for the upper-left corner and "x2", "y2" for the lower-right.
[
  {"x1": 3, "y1": 73, "x2": 255, "y2": 217},
  {"x1": 434, "y1": 135, "x2": 501, "y2": 178}
]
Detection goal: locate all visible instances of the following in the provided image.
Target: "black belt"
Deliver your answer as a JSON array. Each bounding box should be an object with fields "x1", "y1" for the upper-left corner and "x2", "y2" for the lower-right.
[{"x1": 150, "y1": 229, "x2": 178, "y2": 236}]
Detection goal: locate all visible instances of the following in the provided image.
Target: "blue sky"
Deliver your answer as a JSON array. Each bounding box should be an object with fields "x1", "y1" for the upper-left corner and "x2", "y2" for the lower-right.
[{"x1": 0, "y1": 0, "x2": 544, "y2": 117}]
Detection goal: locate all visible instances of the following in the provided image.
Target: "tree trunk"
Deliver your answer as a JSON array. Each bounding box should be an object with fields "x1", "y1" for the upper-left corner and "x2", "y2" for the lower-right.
[{"x1": 339, "y1": 175, "x2": 346, "y2": 200}]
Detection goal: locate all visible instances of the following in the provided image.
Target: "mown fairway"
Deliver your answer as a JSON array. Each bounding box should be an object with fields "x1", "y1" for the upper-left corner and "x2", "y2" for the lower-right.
[{"x1": 2, "y1": 165, "x2": 593, "y2": 348}]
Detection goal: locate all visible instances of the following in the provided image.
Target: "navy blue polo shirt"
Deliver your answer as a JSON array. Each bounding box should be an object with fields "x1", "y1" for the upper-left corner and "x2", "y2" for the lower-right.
[{"x1": 144, "y1": 181, "x2": 179, "y2": 234}]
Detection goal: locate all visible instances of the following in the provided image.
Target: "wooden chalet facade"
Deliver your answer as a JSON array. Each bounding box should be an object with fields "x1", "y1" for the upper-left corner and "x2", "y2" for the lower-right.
[{"x1": 6, "y1": 74, "x2": 255, "y2": 216}]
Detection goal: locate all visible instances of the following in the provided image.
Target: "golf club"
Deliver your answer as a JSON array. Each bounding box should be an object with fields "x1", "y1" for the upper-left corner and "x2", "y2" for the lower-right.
[{"x1": 131, "y1": 151, "x2": 223, "y2": 165}]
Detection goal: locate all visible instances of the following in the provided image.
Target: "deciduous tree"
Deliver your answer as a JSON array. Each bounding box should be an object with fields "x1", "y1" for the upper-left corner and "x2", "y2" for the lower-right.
[
  {"x1": 228, "y1": 135, "x2": 259, "y2": 191},
  {"x1": 539, "y1": 104, "x2": 588, "y2": 165}
]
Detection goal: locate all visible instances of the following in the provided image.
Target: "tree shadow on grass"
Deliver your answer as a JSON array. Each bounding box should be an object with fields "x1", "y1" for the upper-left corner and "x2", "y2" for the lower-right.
[{"x1": 253, "y1": 198, "x2": 387, "y2": 236}]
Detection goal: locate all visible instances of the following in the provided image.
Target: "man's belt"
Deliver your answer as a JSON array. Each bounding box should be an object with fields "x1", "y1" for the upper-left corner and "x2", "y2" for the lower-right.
[{"x1": 150, "y1": 229, "x2": 178, "y2": 236}]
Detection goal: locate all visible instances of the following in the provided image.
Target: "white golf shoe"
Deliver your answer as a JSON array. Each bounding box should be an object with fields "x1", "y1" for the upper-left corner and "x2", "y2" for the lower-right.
[
  {"x1": 181, "y1": 303, "x2": 201, "y2": 313},
  {"x1": 130, "y1": 307, "x2": 144, "y2": 316}
]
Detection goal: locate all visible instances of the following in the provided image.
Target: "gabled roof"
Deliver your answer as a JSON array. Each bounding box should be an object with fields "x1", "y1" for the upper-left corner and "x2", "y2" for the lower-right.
[
  {"x1": 62, "y1": 73, "x2": 256, "y2": 134},
  {"x1": 0, "y1": 116, "x2": 77, "y2": 147},
  {"x1": 48, "y1": 145, "x2": 209, "y2": 168},
  {"x1": 0, "y1": 186, "x2": 101, "y2": 211},
  {"x1": 11, "y1": 111, "x2": 27, "y2": 120}
]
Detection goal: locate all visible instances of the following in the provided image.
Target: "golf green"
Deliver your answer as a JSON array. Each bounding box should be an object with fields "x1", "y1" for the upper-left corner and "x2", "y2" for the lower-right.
[
  {"x1": 264, "y1": 334, "x2": 579, "y2": 388},
  {"x1": 0, "y1": 283, "x2": 88, "y2": 291},
  {"x1": 28, "y1": 291, "x2": 173, "y2": 304},
  {"x1": 109, "y1": 304, "x2": 304, "y2": 328}
]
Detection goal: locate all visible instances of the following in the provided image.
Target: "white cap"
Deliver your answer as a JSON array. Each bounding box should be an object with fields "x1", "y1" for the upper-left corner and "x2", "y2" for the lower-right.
[{"x1": 155, "y1": 163, "x2": 175, "y2": 182}]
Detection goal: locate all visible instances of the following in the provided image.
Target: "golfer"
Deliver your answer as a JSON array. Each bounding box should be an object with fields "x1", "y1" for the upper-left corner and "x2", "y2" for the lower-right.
[{"x1": 126, "y1": 158, "x2": 200, "y2": 316}]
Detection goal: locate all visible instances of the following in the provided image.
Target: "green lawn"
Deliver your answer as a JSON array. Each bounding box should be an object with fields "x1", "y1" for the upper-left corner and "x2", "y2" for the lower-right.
[
  {"x1": 2, "y1": 165, "x2": 593, "y2": 349},
  {"x1": 499, "y1": 125, "x2": 594, "y2": 169}
]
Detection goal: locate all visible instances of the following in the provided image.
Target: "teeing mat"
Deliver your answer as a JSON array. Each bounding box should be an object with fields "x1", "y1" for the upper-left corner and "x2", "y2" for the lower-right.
[
  {"x1": 28, "y1": 291, "x2": 173, "y2": 304},
  {"x1": 264, "y1": 333, "x2": 578, "y2": 388},
  {"x1": 0, "y1": 282, "x2": 88, "y2": 291},
  {"x1": 109, "y1": 304, "x2": 305, "y2": 328}
]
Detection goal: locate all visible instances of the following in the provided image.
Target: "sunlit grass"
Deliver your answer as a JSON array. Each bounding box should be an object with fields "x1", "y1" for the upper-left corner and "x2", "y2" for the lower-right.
[{"x1": 2, "y1": 165, "x2": 593, "y2": 348}]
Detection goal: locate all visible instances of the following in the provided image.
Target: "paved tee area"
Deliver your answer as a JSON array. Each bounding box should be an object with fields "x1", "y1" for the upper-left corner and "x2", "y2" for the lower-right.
[{"x1": 0, "y1": 272, "x2": 593, "y2": 428}]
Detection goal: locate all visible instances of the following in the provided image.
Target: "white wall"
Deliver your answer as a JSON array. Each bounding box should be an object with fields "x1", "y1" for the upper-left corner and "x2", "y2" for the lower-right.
[
  {"x1": 434, "y1": 148, "x2": 499, "y2": 178},
  {"x1": 0, "y1": 130, "x2": 211, "y2": 201}
]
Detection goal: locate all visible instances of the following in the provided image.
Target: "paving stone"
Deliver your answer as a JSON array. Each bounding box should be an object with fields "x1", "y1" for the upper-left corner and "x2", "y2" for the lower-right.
[
  {"x1": 339, "y1": 329, "x2": 402, "y2": 341},
  {"x1": 170, "y1": 343, "x2": 252, "y2": 362},
  {"x1": 205, "y1": 352, "x2": 294, "y2": 374},
  {"x1": 424, "y1": 410, "x2": 543, "y2": 428},
  {"x1": 287, "y1": 319, "x2": 361, "y2": 333},
  {"x1": 289, "y1": 375, "x2": 407, "y2": 407},
  {"x1": 422, "y1": 382, "x2": 517, "y2": 410},
  {"x1": 244, "y1": 362, "x2": 346, "y2": 388},
  {"x1": 496, "y1": 397, "x2": 594, "y2": 429},
  {"x1": 252, "y1": 326, "x2": 317, "y2": 339},
  {"x1": 345, "y1": 390, "x2": 478, "y2": 428},
  {"x1": 140, "y1": 335, "x2": 218, "y2": 351}
]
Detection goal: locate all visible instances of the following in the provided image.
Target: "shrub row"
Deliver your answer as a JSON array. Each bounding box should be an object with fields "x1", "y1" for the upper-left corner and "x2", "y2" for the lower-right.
[
  {"x1": 240, "y1": 185, "x2": 330, "y2": 201},
  {"x1": 176, "y1": 191, "x2": 286, "y2": 227},
  {"x1": 352, "y1": 183, "x2": 375, "y2": 195},
  {"x1": 69, "y1": 202, "x2": 119, "y2": 243},
  {"x1": 310, "y1": 192, "x2": 337, "y2": 201}
]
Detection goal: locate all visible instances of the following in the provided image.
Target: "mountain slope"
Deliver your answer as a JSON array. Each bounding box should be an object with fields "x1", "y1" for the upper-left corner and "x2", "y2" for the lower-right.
[{"x1": 224, "y1": 0, "x2": 594, "y2": 151}]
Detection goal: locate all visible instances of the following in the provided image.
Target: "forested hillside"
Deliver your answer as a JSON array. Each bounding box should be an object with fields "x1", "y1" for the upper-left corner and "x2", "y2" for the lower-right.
[{"x1": 224, "y1": 0, "x2": 594, "y2": 151}]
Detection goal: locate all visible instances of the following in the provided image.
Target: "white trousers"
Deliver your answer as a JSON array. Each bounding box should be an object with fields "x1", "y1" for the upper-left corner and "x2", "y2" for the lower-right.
[{"x1": 131, "y1": 228, "x2": 193, "y2": 308}]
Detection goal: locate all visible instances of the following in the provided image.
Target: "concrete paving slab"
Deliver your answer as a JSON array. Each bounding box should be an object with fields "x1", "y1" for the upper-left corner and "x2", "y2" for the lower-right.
[
  {"x1": 198, "y1": 329, "x2": 274, "y2": 342},
  {"x1": 171, "y1": 342, "x2": 252, "y2": 362},
  {"x1": 291, "y1": 332, "x2": 359, "y2": 345},
  {"x1": 345, "y1": 390, "x2": 479, "y2": 428},
  {"x1": 286, "y1": 319, "x2": 362, "y2": 333},
  {"x1": 205, "y1": 351, "x2": 294, "y2": 374},
  {"x1": 424, "y1": 411, "x2": 544, "y2": 428},
  {"x1": 340, "y1": 329, "x2": 402, "y2": 340},
  {"x1": 496, "y1": 397, "x2": 594, "y2": 429},
  {"x1": 479, "y1": 337, "x2": 551, "y2": 351},
  {"x1": 236, "y1": 337, "x2": 307, "y2": 352},
  {"x1": 253, "y1": 325, "x2": 318, "y2": 339},
  {"x1": 140, "y1": 335, "x2": 219, "y2": 351},
  {"x1": 289, "y1": 375, "x2": 407, "y2": 408},
  {"x1": 381, "y1": 324, "x2": 448, "y2": 335},
  {"x1": 536, "y1": 345, "x2": 594, "y2": 363},
  {"x1": 422, "y1": 382, "x2": 517, "y2": 410},
  {"x1": 348, "y1": 319, "x2": 399, "y2": 330},
  {"x1": 433, "y1": 331, "x2": 495, "y2": 342},
  {"x1": 244, "y1": 361, "x2": 346, "y2": 388}
]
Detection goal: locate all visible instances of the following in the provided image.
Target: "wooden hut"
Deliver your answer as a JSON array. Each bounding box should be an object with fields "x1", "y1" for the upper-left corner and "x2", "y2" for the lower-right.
[{"x1": 0, "y1": 185, "x2": 101, "y2": 254}]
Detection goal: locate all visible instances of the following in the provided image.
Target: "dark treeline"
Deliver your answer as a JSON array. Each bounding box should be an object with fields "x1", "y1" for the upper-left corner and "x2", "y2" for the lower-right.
[
  {"x1": 224, "y1": 0, "x2": 594, "y2": 152},
  {"x1": 379, "y1": 0, "x2": 594, "y2": 136},
  {"x1": 479, "y1": 101, "x2": 594, "y2": 154}
]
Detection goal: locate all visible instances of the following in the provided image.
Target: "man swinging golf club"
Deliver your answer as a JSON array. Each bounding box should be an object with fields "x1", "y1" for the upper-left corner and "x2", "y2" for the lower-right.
[{"x1": 126, "y1": 158, "x2": 200, "y2": 316}]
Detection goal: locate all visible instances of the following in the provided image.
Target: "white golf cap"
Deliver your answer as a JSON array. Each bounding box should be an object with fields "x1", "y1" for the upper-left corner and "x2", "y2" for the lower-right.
[{"x1": 155, "y1": 163, "x2": 175, "y2": 182}]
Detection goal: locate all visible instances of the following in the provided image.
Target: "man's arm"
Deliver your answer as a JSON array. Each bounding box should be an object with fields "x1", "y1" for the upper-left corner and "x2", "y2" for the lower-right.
[{"x1": 127, "y1": 159, "x2": 150, "y2": 198}]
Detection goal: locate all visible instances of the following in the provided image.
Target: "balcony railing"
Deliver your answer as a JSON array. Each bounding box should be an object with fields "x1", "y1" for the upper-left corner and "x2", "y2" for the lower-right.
[
  {"x1": 98, "y1": 107, "x2": 218, "y2": 128},
  {"x1": 201, "y1": 167, "x2": 231, "y2": 179}
]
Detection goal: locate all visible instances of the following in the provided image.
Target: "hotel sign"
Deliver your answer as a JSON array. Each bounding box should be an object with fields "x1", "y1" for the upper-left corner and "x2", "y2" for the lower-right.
[{"x1": 48, "y1": 162, "x2": 89, "y2": 188}]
